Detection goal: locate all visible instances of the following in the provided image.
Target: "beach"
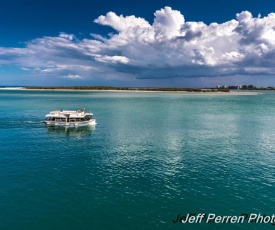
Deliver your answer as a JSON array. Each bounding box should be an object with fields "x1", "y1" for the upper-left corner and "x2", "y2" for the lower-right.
[{"x1": 0, "y1": 87, "x2": 259, "y2": 95}]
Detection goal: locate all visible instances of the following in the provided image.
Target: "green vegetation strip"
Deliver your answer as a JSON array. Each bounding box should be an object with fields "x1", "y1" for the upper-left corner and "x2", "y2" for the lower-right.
[{"x1": 25, "y1": 86, "x2": 230, "y2": 92}]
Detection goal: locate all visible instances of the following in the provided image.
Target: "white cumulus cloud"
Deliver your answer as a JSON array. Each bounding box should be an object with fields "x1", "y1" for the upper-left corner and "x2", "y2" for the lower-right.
[
  {"x1": 1, "y1": 6, "x2": 275, "y2": 82},
  {"x1": 94, "y1": 11, "x2": 150, "y2": 32},
  {"x1": 63, "y1": 74, "x2": 83, "y2": 79}
]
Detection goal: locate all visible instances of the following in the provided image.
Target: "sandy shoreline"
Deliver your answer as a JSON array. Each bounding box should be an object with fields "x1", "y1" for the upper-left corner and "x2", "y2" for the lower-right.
[{"x1": 0, "y1": 87, "x2": 259, "y2": 95}]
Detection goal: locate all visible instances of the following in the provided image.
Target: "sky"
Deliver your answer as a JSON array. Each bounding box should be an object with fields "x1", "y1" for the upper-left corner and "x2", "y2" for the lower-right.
[{"x1": 1, "y1": 0, "x2": 275, "y2": 87}]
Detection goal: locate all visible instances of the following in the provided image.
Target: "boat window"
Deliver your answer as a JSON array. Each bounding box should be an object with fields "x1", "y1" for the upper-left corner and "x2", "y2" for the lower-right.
[{"x1": 85, "y1": 115, "x2": 92, "y2": 120}]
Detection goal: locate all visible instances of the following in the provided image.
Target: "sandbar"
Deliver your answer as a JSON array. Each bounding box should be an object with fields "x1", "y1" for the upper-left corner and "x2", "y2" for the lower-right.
[{"x1": 0, "y1": 87, "x2": 259, "y2": 95}]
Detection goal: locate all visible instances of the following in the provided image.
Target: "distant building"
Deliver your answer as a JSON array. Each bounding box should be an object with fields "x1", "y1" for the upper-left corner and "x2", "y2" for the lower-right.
[
  {"x1": 227, "y1": 85, "x2": 238, "y2": 89},
  {"x1": 218, "y1": 85, "x2": 256, "y2": 90},
  {"x1": 216, "y1": 85, "x2": 228, "y2": 89}
]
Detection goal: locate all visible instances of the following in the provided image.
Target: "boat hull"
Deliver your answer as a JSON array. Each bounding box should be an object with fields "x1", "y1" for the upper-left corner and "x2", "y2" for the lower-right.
[{"x1": 44, "y1": 119, "x2": 96, "y2": 127}]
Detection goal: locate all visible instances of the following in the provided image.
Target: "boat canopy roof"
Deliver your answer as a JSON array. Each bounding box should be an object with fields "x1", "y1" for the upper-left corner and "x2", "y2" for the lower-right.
[{"x1": 45, "y1": 110, "x2": 93, "y2": 118}]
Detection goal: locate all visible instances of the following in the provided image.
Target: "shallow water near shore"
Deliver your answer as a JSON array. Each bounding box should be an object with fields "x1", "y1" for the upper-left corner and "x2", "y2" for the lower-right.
[{"x1": 0, "y1": 90, "x2": 275, "y2": 230}]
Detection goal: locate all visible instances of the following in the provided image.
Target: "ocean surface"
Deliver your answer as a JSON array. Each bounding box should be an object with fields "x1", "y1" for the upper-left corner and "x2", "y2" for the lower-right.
[{"x1": 0, "y1": 90, "x2": 275, "y2": 230}]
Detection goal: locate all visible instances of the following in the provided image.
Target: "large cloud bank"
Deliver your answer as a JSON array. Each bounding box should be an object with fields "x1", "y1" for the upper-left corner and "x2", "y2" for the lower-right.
[{"x1": 1, "y1": 7, "x2": 275, "y2": 81}]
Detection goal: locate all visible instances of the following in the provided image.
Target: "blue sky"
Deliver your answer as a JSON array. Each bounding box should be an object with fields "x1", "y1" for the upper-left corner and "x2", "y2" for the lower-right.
[{"x1": 1, "y1": 0, "x2": 275, "y2": 87}]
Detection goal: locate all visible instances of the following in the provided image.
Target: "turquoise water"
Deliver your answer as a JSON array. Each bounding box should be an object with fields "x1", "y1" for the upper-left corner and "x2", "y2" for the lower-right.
[{"x1": 0, "y1": 90, "x2": 275, "y2": 230}]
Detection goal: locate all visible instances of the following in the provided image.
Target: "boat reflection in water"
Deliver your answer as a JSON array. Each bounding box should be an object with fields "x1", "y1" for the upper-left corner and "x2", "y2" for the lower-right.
[{"x1": 46, "y1": 125, "x2": 95, "y2": 137}]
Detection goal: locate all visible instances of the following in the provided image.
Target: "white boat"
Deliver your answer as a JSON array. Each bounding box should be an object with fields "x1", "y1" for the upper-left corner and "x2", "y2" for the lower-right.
[{"x1": 44, "y1": 109, "x2": 96, "y2": 127}]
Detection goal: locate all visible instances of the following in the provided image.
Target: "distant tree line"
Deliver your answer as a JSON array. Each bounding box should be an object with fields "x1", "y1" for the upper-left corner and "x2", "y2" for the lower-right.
[{"x1": 25, "y1": 86, "x2": 230, "y2": 92}]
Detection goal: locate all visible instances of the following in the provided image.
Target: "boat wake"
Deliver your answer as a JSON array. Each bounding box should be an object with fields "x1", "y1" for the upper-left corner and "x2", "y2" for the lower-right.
[{"x1": 0, "y1": 120, "x2": 45, "y2": 129}]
